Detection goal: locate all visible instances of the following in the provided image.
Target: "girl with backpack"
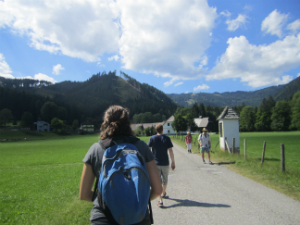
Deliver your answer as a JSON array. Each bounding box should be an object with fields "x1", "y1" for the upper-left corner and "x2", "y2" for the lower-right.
[{"x1": 79, "y1": 105, "x2": 162, "y2": 225}]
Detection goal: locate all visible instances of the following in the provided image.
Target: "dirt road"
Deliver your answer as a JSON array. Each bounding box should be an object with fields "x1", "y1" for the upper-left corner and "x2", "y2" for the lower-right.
[{"x1": 151, "y1": 142, "x2": 300, "y2": 225}]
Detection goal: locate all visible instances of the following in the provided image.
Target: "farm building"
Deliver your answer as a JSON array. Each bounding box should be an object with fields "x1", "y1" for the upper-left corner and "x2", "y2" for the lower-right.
[
  {"x1": 217, "y1": 106, "x2": 240, "y2": 153},
  {"x1": 80, "y1": 122, "x2": 95, "y2": 133},
  {"x1": 163, "y1": 115, "x2": 175, "y2": 135},
  {"x1": 34, "y1": 121, "x2": 50, "y2": 132}
]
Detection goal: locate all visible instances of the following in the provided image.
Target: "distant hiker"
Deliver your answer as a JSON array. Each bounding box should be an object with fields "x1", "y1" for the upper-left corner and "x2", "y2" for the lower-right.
[
  {"x1": 148, "y1": 123, "x2": 175, "y2": 207},
  {"x1": 185, "y1": 131, "x2": 192, "y2": 153},
  {"x1": 80, "y1": 105, "x2": 162, "y2": 225},
  {"x1": 198, "y1": 128, "x2": 212, "y2": 164}
]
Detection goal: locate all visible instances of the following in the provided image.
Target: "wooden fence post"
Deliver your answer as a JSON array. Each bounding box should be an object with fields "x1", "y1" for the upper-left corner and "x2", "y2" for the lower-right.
[
  {"x1": 224, "y1": 137, "x2": 227, "y2": 151},
  {"x1": 281, "y1": 144, "x2": 285, "y2": 172},
  {"x1": 244, "y1": 139, "x2": 247, "y2": 159},
  {"x1": 232, "y1": 138, "x2": 235, "y2": 154},
  {"x1": 225, "y1": 139, "x2": 231, "y2": 153},
  {"x1": 261, "y1": 141, "x2": 266, "y2": 164}
]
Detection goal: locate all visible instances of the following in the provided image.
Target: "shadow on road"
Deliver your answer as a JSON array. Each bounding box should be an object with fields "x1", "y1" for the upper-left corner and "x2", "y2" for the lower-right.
[
  {"x1": 214, "y1": 161, "x2": 236, "y2": 165},
  {"x1": 161, "y1": 198, "x2": 231, "y2": 209}
]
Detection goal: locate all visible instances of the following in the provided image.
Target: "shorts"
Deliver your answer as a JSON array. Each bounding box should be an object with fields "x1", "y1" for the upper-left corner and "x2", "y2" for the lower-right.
[
  {"x1": 156, "y1": 165, "x2": 169, "y2": 185},
  {"x1": 186, "y1": 143, "x2": 192, "y2": 150},
  {"x1": 200, "y1": 146, "x2": 210, "y2": 153}
]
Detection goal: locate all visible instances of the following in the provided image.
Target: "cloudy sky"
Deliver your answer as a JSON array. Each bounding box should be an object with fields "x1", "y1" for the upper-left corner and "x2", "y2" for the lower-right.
[{"x1": 1, "y1": 0, "x2": 300, "y2": 94}]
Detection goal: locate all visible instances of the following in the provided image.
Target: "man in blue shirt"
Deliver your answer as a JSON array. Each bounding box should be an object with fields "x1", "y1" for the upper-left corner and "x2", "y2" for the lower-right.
[{"x1": 148, "y1": 123, "x2": 175, "y2": 207}]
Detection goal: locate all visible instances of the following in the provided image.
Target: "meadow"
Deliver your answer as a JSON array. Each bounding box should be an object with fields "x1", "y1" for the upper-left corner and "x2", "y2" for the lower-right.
[
  {"x1": 172, "y1": 131, "x2": 300, "y2": 201},
  {"x1": 0, "y1": 131, "x2": 299, "y2": 224},
  {"x1": 0, "y1": 132, "x2": 151, "y2": 225}
]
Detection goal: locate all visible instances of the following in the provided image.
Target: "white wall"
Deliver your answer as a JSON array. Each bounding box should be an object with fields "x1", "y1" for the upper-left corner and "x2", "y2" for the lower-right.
[
  {"x1": 163, "y1": 122, "x2": 175, "y2": 135},
  {"x1": 219, "y1": 119, "x2": 240, "y2": 151}
]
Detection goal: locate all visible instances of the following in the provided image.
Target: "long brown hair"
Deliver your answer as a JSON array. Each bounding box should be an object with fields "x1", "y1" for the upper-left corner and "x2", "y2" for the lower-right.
[{"x1": 99, "y1": 105, "x2": 134, "y2": 140}]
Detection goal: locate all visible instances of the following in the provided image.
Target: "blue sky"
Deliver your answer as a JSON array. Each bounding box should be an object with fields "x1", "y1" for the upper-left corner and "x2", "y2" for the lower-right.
[{"x1": 0, "y1": 0, "x2": 300, "y2": 94}]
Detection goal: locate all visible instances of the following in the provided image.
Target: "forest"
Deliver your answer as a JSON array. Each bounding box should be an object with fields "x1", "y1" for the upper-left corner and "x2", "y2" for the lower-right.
[
  {"x1": 171, "y1": 91, "x2": 300, "y2": 133},
  {"x1": 1, "y1": 71, "x2": 300, "y2": 133},
  {"x1": 0, "y1": 71, "x2": 177, "y2": 131}
]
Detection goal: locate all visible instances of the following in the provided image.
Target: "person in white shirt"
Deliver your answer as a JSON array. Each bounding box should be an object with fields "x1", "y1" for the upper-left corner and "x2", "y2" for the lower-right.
[{"x1": 198, "y1": 128, "x2": 212, "y2": 164}]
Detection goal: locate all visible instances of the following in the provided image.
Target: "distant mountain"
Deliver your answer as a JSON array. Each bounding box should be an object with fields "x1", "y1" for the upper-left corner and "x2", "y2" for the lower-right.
[
  {"x1": 0, "y1": 71, "x2": 177, "y2": 122},
  {"x1": 167, "y1": 86, "x2": 284, "y2": 107},
  {"x1": 168, "y1": 76, "x2": 300, "y2": 107},
  {"x1": 273, "y1": 76, "x2": 300, "y2": 101}
]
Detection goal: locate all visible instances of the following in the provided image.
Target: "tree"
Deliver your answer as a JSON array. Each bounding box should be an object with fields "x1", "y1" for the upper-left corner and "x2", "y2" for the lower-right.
[
  {"x1": 51, "y1": 117, "x2": 64, "y2": 131},
  {"x1": 239, "y1": 106, "x2": 255, "y2": 131},
  {"x1": 255, "y1": 96, "x2": 275, "y2": 131},
  {"x1": 134, "y1": 126, "x2": 143, "y2": 136},
  {"x1": 57, "y1": 106, "x2": 68, "y2": 120},
  {"x1": 144, "y1": 127, "x2": 155, "y2": 136},
  {"x1": 72, "y1": 119, "x2": 79, "y2": 131},
  {"x1": 289, "y1": 91, "x2": 300, "y2": 130},
  {"x1": 186, "y1": 113, "x2": 198, "y2": 132},
  {"x1": 20, "y1": 112, "x2": 34, "y2": 128},
  {"x1": 40, "y1": 102, "x2": 59, "y2": 123},
  {"x1": 270, "y1": 101, "x2": 291, "y2": 131},
  {"x1": 0, "y1": 108, "x2": 13, "y2": 126},
  {"x1": 172, "y1": 114, "x2": 187, "y2": 134}
]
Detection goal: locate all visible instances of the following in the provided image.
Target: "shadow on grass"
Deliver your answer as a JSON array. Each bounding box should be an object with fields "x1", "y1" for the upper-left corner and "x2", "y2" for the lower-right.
[
  {"x1": 258, "y1": 158, "x2": 280, "y2": 162},
  {"x1": 161, "y1": 198, "x2": 231, "y2": 209},
  {"x1": 214, "y1": 161, "x2": 236, "y2": 165}
]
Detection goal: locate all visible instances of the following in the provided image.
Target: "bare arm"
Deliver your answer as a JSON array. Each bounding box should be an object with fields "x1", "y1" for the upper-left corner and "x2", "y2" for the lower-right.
[
  {"x1": 168, "y1": 148, "x2": 175, "y2": 170},
  {"x1": 79, "y1": 163, "x2": 95, "y2": 202},
  {"x1": 146, "y1": 160, "x2": 163, "y2": 200}
]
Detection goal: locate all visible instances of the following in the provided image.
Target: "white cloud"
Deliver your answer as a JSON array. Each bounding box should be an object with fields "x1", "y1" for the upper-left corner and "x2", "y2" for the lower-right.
[
  {"x1": 194, "y1": 84, "x2": 209, "y2": 91},
  {"x1": 287, "y1": 19, "x2": 300, "y2": 34},
  {"x1": 298, "y1": 73, "x2": 300, "y2": 77},
  {"x1": 52, "y1": 64, "x2": 64, "y2": 75},
  {"x1": 261, "y1": 10, "x2": 288, "y2": 38},
  {"x1": 0, "y1": 0, "x2": 120, "y2": 62},
  {"x1": 207, "y1": 34, "x2": 300, "y2": 87},
  {"x1": 118, "y1": 0, "x2": 217, "y2": 80},
  {"x1": 164, "y1": 77, "x2": 178, "y2": 87},
  {"x1": 174, "y1": 82, "x2": 183, "y2": 87},
  {"x1": 220, "y1": 10, "x2": 231, "y2": 18},
  {"x1": 0, "y1": 53, "x2": 14, "y2": 79},
  {"x1": 108, "y1": 55, "x2": 120, "y2": 61},
  {"x1": 226, "y1": 14, "x2": 248, "y2": 31},
  {"x1": 0, "y1": 0, "x2": 217, "y2": 81},
  {"x1": 32, "y1": 73, "x2": 57, "y2": 83}
]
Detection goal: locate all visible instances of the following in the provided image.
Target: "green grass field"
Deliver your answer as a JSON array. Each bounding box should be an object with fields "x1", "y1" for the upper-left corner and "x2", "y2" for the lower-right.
[
  {"x1": 0, "y1": 133, "x2": 151, "y2": 225},
  {"x1": 171, "y1": 131, "x2": 300, "y2": 201},
  {"x1": 0, "y1": 131, "x2": 299, "y2": 224}
]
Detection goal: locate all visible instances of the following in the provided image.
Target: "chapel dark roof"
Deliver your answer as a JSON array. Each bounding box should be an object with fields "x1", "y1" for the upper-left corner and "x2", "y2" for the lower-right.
[{"x1": 217, "y1": 106, "x2": 240, "y2": 120}]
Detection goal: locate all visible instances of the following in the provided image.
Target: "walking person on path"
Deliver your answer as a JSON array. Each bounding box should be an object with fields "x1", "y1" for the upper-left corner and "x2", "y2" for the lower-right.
[
  {"x1": 79, "y1": 105, "x2": 162, "y2": 225},
  {"x1": 198, "y1": 128, "x2": 212, "y2": 164},
  {"x1": 185, "y1": 131, "x2": 192, "y2": 153},
  {"x1": 148, "y1": 123, "x2": 175, "y2": 208}
]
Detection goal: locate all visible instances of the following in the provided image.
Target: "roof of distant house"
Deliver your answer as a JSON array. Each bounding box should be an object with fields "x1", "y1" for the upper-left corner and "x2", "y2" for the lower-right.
[
  {"x1": 194, "y1": 117, "x2": 209, "y2": 127},
  {"x1": 217, "y1": 106, "x2": 240, "y2": 120},
  {"x1": 131, "y1": 122, "x2": 161, "y2": 131},
  {"x1": 163, "y1": 115, "x2": 174, "y2": 125}
]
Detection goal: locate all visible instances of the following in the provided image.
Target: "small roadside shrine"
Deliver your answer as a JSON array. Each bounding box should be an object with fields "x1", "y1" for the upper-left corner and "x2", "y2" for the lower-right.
[{"x1": 217, "y1": 106, "x2": 240, "y2": 153}]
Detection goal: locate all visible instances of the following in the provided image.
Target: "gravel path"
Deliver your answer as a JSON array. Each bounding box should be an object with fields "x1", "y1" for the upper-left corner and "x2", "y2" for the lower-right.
[{"x1": 151, "y1": 142, "x2": 300, "y2": 225}]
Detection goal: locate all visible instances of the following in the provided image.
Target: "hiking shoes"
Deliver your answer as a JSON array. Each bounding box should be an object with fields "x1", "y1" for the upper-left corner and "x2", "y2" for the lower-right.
[
  {"x1": 161, "y1": 192, "x2": 167, "y2": 198},
  {"x1": 208, "y1": 160, "x2": 213, "y2": 164},
  {"x1": 202, "y1": 159, "x2": 205, "y2": 163},
  {"x1": 157, "y1": 201, "x2": 163, "y2": 207}
]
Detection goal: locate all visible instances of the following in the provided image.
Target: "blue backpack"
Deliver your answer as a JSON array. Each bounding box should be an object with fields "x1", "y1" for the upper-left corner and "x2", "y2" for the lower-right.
[{"x1": 96, "y1": 137, "x2": 152, "y2": 225}]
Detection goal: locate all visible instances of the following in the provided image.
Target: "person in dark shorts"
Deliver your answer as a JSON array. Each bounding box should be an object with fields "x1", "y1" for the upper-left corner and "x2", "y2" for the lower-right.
[
  {"x1": 148, "y1": 123, "x2": 175, "y2": 207},
  {"x1": 79, "y1": 105, "x2": 162, "y2": 225}
]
